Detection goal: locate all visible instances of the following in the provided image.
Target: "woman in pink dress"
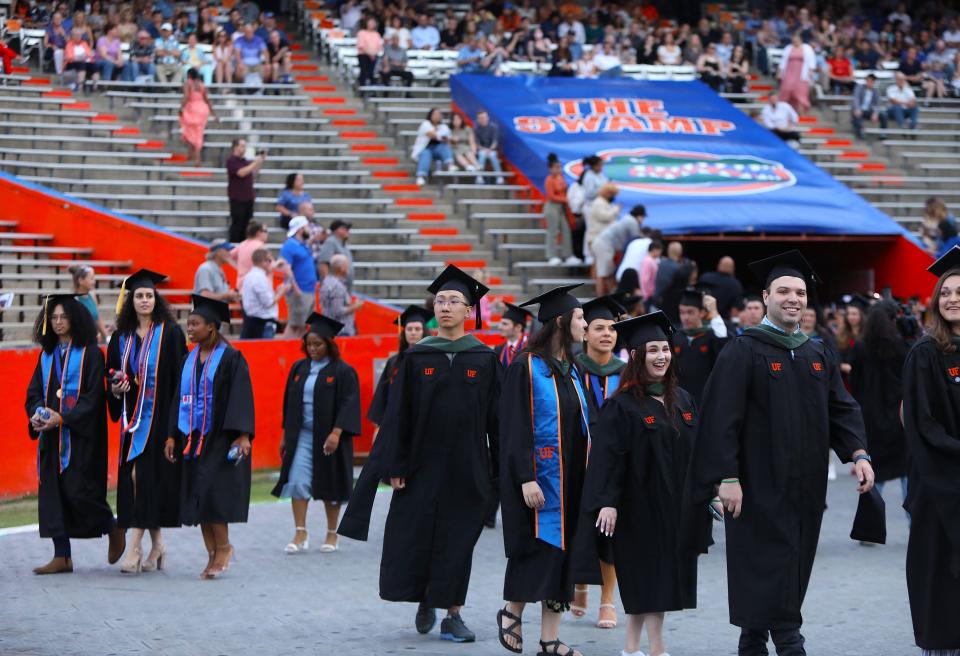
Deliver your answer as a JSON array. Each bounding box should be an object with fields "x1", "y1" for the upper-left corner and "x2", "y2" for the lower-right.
[
  {"x1": 777, "y1": 33, "x2": 816, "y2": 114},
  {"x1": 178, "y1": 68, "x2": 218, "y2": 166}
]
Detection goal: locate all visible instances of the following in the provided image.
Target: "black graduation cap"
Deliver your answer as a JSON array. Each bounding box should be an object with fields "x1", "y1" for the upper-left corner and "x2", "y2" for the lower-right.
[
  {"x1": 306, "y1": 312, "x2": 344, "y2": 339},
  {"x1": 612, "y1": 311, "x2": 675, "y2": 349},
  {"x1": 678, "y1": 286, "x2": 705, "y2": 310},
  {"x1": 928, "y1": 245, "x2": 960, "y2": 278},
  {"x1": 189, "y1": 293, "x2": 230, "y2": 327},
  {"x1": 582, "y1": 295, "x2": 624, "y2": 324},
  {"x1": 744, "y1": 292, "x2": 764, "y2": 304},
  {"x1": 850, "y1": 486, "x2": 886, "y2": 545},
  {"x1": 393, "y1": 305, "x2": 434, "y2": 328},
  {"x1": 501, "y1": 302, "x2": 533, "y2": 326},
  {"x1": 748, "y1": 250, "x2": 820, "y2": 289},
  {"x1": 519, "y1": 284, "x2": 582, "y2": 322},
  {"x1": 124, "y1": 268, "x2": 167, "y2": 291},
  {"x1": 427, "y1": 265, "x2": 490, "y2": 330},
  {"x1": 846, "y1": 294, "x2": 872, "y2": 312}
]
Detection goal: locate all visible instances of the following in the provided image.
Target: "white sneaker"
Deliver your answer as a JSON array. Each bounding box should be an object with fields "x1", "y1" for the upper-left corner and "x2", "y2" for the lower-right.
[
  {"x1": 547, "y1": 257, "x2": 563, "y2": 265},
  {"x1": 564, "y1": 255, "x2": 583, "y2": 265},
  {"x1": 416, "y1": 176, "x2": 426, "y2": 186},
  {"x1": 466, "y1": 164, "x2": 476, "y2": 171},
  {"x1": 621, "y1": 650, "x2": 647, "y2": 656},
  {"x1": 447, "y1": 163, "x2": 457, "y2": 172},
  {"x1": 827, "y1": 461, "x2": 837, "y2": 480},
  {"x1": 496, "y1": 176, "x2": 505, "y2": 185}
]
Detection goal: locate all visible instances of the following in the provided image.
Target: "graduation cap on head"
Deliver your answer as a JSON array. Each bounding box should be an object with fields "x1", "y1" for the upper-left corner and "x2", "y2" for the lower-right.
[
  {"x1": 189, "y1": 294, "x2": 230, "y2": 327},
  {"x1": 678, "y1": 286, "x2": 706, "y2": 310},
  {"x1": 612, "y1": 311, "x2": 675, "y2": 350},
  {"x1": 928, "y1": 245, "x2": 960, "y2": 278},
  {"x1": 116, "y1": 268, "x2": 168, "y2": 315},
  {"x1": 850, "y1": 486, "x2": 886, "y2": 545},
  {"x1": 501, "y1": 302, "x2": 533, "y2": 326},
  {"x1": 394, "y1": 305, "x2": 434, "y2": 328},
  {"x1": 581, "y1": 295, "x2": 624, "y2": 324},
  {"x1": 519, "y1": 284, "x2": 582, "y2": 322},
  {"x1": 41, "y1": 293, "x2": 78, "y2": 336},
  {"x1": 427, "y1": 265, "x2": 490, "y2": 330},
  {"x1": 306, "y1": 312, "x2": 344, "y2": 339},
  {"x1": 846, "y1": 294, "x2": 872, "y2": 312},
  {"x1": 748, "y1": 250, "x2": 820, "y2": 289}
]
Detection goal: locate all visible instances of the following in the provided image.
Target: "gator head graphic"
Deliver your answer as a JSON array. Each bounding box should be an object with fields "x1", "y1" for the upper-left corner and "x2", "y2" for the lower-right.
[{"x1": 565, "y1": 148, "x2": 797, "y2": 196}]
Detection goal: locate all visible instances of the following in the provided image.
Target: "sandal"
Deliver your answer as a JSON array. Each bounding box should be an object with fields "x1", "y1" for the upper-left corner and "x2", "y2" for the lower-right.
[
  {"x1": 597, "y1": 603, "x2": 617, "y2": 629},
  {"x1": 319, "y1": 529, "x2": 338, "y2": 553},
  {"x1": 496, "y1": 606, "x2": 523, "y2": 654},
  {"x1": 570, "y1": 585, "x2": 588, "y2": 618},
  {"x1": 538, "y1": 639, "x2": 582, "y2": 656},
  {"x1": 284, "y1": 527, "x2": 309, "y2": 554}
]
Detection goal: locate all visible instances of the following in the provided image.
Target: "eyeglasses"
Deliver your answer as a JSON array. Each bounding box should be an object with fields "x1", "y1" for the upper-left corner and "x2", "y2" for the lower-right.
[{"x1": 433, "y1": 298, "x2": 468, "y2": 308}]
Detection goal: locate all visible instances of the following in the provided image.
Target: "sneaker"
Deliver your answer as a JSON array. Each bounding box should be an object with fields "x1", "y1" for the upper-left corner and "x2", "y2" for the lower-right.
[
  {"x1": 440, "y1": 613, "x2": 476, "y2": 643},
  {"x1": 495, "y1": 176, "x2": 505, "y2": 185},
  {"x1": 564, "y1": 255, "x2": 583, "y2": 265},
  {"x1": 416, "y1": 176, "x2": 427, "y2": 186},
  {"x1": 547, "y1": 257, "x2": 563, "y2": 265},
  {"x1": 466, "y1": 164, "x2": 477, "y2": 171},
  {"x1": 415, "y1": 603, "x2": 436, "y2": 634},
  {"x1": 475, "y1": 176, "x2": 484, "y2": 185},
  {"x1": 447, "y1": 163, "x2": 457, "y2": 172}
]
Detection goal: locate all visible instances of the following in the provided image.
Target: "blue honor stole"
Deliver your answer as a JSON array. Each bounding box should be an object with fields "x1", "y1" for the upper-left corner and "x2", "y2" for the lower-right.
[
  {"x1": 528, "y1": 353, "x2": 589, "y2": 551},
  {"x1": 39, "y1": 342, "x2": 86, "y2": 472},
  {"x1": 585, "y1": 372, "x2": 621, "y2": 410},
  {"x1": 177, "y1": 342, "x2": 227, "y2": 460},
  {"x1": 118, "y1": 323, "x2": 165, "y2": 462},
  {"x1": 500, "y1": 334, "x2": 528, "y2": 367}
]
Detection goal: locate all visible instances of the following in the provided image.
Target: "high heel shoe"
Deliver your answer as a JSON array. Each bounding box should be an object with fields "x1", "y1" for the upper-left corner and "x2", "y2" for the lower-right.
[
  {"x1": 141, "y1": 545, "x2": 166, "y2": 572},
  {"x1": 204, "y1": 544, "x2": 235, "y2": 580},
  {"x1": 120, "y1": 547, "x2": 142, "y2": 574},
  {"x1": 319, "y1": 530, "x2": 338, "y2": 553},
  {"x1": 284, "y1": 527, "x2": 309, "y2": 554},
  {"x1": 200, "y1": 549, "x2": 215, "y2": 580}
]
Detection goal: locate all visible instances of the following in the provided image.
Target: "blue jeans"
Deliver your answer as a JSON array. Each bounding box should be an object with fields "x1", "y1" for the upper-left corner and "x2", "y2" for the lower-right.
[
  {"x1": 416, "y1": 142, "x2": 453, "y2": 177},
  {"x1": 477, "y1": 148, "x2": 502, "y2": 174},
  {"x1": 886, "y1": 104, "x2": 918, "y2": 129},
  {"x1": 98, "y1": 60, "x2": 126, "y2": 81},
  {"x1": 123, "y1": 61, "x2": 156, "y2": 81},
  {"x1": 875, "y1": 476, "x2": 908, "y2": 503}
]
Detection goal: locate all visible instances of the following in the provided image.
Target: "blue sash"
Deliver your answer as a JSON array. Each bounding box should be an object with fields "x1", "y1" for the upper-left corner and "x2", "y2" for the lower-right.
[
  {"x1": 118, "y1": 323, "x2": 165, "y2": 462},
  {"x1": 499, "y1": 335, "x2": 527, "y2": 367},
  {"x1": 586, "y1": 372, "x2": 621, "y2": 410},
  {"x1": 528, "y1": 354, "x2": 589, "y2": 551},
  {"x1": 39, "y1": 342, "x2": 86, "y2": 473},
  {"x1": 177, "y1": 342, "x2": 227, "y2": 460}
]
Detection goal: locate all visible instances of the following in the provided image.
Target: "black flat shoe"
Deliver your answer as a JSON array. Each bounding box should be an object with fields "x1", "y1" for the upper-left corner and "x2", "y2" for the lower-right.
[{"x1": 415, "y1": 602, "x2": 436, "y2": 634}]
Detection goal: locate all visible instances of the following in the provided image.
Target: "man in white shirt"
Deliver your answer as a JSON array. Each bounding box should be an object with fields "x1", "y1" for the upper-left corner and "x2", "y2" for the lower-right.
[
  {"x1": 885, "y1": 72, "x2": 918, "y2": 129},
  {"x1": 594, "y1": 38, "x2": 623, "y2": 78},
  {"x1": 760, "y1": 93, "x2": 800, "y2": 142},
  {"x1": 410, "y1": 14, "x2": 440, "y2": 50},
  {"x1": 616, "y1": 226, "x2": 653, "y2": 282},
  {"x1": 240, "y1": 247, "x2": 289, "y2": 339}
]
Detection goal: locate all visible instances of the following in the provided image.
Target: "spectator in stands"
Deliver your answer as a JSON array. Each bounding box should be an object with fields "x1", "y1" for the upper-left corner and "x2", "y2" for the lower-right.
[
  {"x1": 699, "y1": 256, "x2": 744, "y2": 320},
  {"x1": 299, "y1": 201, "x2": 328, "y2": 263},
  {"x1": 479, "y1": 34, "x2": 509, "y2": 75},
  {"x1": 63, "y1": 28, "x2": 95, "y2": 90},
  {"x1": 585, "y1": 183, "x2": 621, "y2": 271},
  {"x1": 318, "y1": 220, "x2": 354, "y2": 292},
  {"x1": 179, "y1": 67, "x2": 216, "y2": 166},
  {"x1": 853, "y1": 39, "x2": 880, "y2": 71},
  {"x1": 232, "y1": 221, "x2": 268, "y2": 290},
  {"x1": 715, "y1": 31, "x2": 734, "y2": 63},
  {"x1": 851, "y1": 74, "x2": 886, "y2": 139},
  {"x1": 196, "y1": 8, "x2": 218, "y2": 45},
  {"x1": 726, "y1": 44, "x2": 750, "y2": 94},
  {"x1": 234, "y1": 22, "x2": 266, "y2": 84},
  {"x1": 223, "y1": 8, "x2": 243, "y2": 37},
  {"x1": 594, "y1": 37, "x2": 623, "y2": 78},
  {"x1": 194, "y1": 239, "x2": 239, "y2": 303},
  {"x1": 440, "y1": 17, "x2": 463, "y2": 49},
  {"x1": 593, "y1": 205, "x2": 645, "y2": 295},
  {"x1": 355, "y1": 17, "x2": 382, "y2": 88},
  {"x1": 760, "y1": 93, "x2": 801, "y2": 143},
  {"x1": 257, "y1": 13, "x2": 288, "y2": 46},
  {"x1": 558, "y1": 14, "x2": 585, "y2": 59},
  {"x1": 276, "y1": 173, "x2": 312, "y2": 230},
  {"x1": 898, "y1": 47, "x2": 924, "y2": 86},
  {"x1": 886, "y1": 71, "x2": 918, "y2": 130},
  {"x1": 951, "y1": 53, "x2": 960, "y2": 97},
  {"x1": 657, "y1": 32, "x2": 682, "y2": 65},
  {"x1": 778, "y1": 32, "x2": 816, "y2": 114},
  {"x1": 385, "y1": 15, "x2": 411, "y2": 50},
  {"x1": 339, "y1": 0, "x2": 362, "y2": 34},
  {"x1": 697, "y1": 42, "x2": 723, "y2": 91},
  {"x1": 153, "y1": 22, "x2": 182, "y2": 83},
  {"x1": 449, "y1": 113, "x2": 479, "y2": 171},
  {"x1": 682, "y1": 34, "x2": 704, "y2": 65},
  {"x1": 411, "y1": 13, "x2": 440, "y2": 50},
  {"x1": 640, "y1": 240, "x2": 663, "y2": 308},
  {"x1": 124, "y1": 30, "x2": 156, "y2": 81},
  {"x1": 923, "y1": 59, "x2": 950, "y2": 101},
  {"x1": 69, "y1": 264, "x2": 109, "y2": 342},
  {"x1": 473, "y1": 110, "x2": 504, "y2": 185},
  {"x1": 412, "y1": 107, "x2": 455, "y2": 187},
  {"x1": 263, "y1": 30, "x2": 292, "y2": 84},
  {"x1": 240, "y1": 248, "x2": 289, "y2": 339},
  {"x1": 576, "y1": 47, "x2": 598, "y2": 78},
  {"x1": 173, "y1": 11, "x2": 194, "y2": 43},
  {"x1": 319, "y1": 254, "x2": 362, "y2": 337},
  {"x1": 827, "y1": 47, "x2": 855, "y2": 94},
  {"x1": 71, "y1": 10, "x2": 94, "y2": 45},
  {"x1": 381, "y1": 33, "x2": 414, "y2": 86},
  {"x1": 181, "y1": 33, "x2": 213, "y2": 84},
  {"x1": 543, "y1": 155, "x2": 577, "y2": 266},
  {"x1": 213, "y1": 29, "x2": 234, "y2": 85},
  {"x1": 527, "y1": 28, "x2": 553, "y2": 65},
  {"x1": 95, "y1": 24, "x2": 126, "y2": 82},
  {"x1": 226, "y1": 138, "x2": 266, "y2": 243},
  {"x1": 457, "y1": 35, "x2": 485, "y2": 74},
  {"x1": 280, "y1": 216, "x2": 319, "y2": 339},
  {"x1": 549, "y1": 34, "x2": 577, "y2": 77}
]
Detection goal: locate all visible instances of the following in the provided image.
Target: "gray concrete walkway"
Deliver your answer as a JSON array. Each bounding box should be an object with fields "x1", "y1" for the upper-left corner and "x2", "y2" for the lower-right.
[{"x1": 0, "y1": 473, "x2": 915, "y2": 656}]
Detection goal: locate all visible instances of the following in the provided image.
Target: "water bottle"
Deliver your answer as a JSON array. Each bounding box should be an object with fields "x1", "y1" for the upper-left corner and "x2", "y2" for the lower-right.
[
  {"x1": 227, "y1": 444, "x2": 242, "y2": 464},
  {"x1": 35, "y1": 406, "x2": 51, "y2": 422}
]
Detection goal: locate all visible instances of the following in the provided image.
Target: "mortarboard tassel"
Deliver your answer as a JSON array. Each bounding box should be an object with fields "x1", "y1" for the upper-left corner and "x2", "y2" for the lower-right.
[
  {"x1": 41, "y1": 295, "x2": 49, "y2": 336},
  {"x1": 114, "y1": 278, "x2": 127, "y2": 317},
  {"x1": 475, "y1": 303, "x2": 482, "y2": 331}
]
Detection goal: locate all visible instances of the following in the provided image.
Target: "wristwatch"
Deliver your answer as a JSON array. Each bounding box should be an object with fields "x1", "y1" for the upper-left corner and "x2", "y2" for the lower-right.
[{"x1": 852, "y1": 453, "x2": 872, "y2": 463}]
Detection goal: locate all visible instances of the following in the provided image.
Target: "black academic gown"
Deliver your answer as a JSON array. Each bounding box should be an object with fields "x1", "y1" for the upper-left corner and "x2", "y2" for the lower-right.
[
  {"x1": 170, "y1": 345, "x2": 256, "y2": 526},
  {"x1": 500, "y1": 354, "x2": 591, "y2": 603},
  {"x1": 582, "y1": 389, "x2": 710, "y2": 614},
  {"x1": 675, "y1": 329, "x2": 726, "y2": 404},
  {"x1": 901, "y1": 337, "x2": 960, "y2": 650},
  {"x1": 106, "y1": 323, "x2": 187, "y2": 529},
  {"x1": 367, "y1": 353, "x2": 401, "y2": 426},
  {"x1": 376, "y1": 337, "x2": 500, "y2": 609},
  {"x1": 272, "y1": 357, "x2": 362, "y2": 502},
  {"x1": 685, "y1": 329, "x2": 866, "y2": 631},
  {"x1": 849, "y1": 340, "x2": 907, "y2": 482},
  {"x1": 25, "y1": 345, "x2": 115, "y2": 539}
]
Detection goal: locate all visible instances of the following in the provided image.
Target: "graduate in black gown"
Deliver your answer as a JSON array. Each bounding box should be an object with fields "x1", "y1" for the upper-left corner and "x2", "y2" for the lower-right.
[
  {"x1": 106, "y1": 269, "x2": 187, "y2": 574},
  {"x1": 901, "y1": 247, "x2": 960, "y2": 654},
  {"x1": 341, "y1": 265, "x2": 500, "y2": 644},
  {"x1": 674, "y1": 286, "x2": 728, "y2": 404},
  {"x1": 272, "y1": 313, "x2": 361, "y2": 554},
  {"x1": 571, "y1": 295, "x2": 626, "y2": 629},
  {"x1": 497, "y1": 285, "x2": 592, "y2": 656},
  {"x1": 837, "y1": 294, "x2": 868, "y2": 376},
  {"x1": 583, "y1": 311, "x2": 710, "y2": 656},
  {"x1": 684, "y1": 251, "x2": 875, "y2": 656},
  {"x1": 164, "y1": 295, "x2": 255, "y2": 580},
  {"x1": 367, "y1": 305, "x2": 432, "y2": 432},
  {"x1": 25, "y1": 294, "x2": 125, "y2": 574}
]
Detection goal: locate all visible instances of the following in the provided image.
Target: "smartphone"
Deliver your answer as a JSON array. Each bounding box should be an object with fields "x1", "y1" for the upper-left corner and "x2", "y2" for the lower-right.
[{"x1": 708, "y1": 503, "x2": 724, "y2": 522}]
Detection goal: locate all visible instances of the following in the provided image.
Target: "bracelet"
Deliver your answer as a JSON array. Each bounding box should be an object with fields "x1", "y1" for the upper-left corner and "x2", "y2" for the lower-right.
[
  {"x1": 711, "y1": 497, "x2": 721, "y2": 503},
  {"x1": 852, "y1": 453, "x2": 872, "y2": 463},
  {"x1": 721, "y1": 478, "x2": 739, "y2": 484}
]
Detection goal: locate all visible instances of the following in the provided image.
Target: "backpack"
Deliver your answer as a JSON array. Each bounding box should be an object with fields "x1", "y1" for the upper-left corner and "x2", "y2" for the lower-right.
[{"x1": 567, "y1": 181, "x2": 585, "y2": 214}]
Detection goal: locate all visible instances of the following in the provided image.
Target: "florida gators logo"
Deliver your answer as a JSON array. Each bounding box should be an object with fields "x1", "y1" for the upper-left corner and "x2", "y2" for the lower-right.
[
  {"x1": 644, "y1": 416, "x2": 656, "y2": 425},
  {"x1": 538, "y1": 446, "x2": 556, "y2": 460},
  {"x1": 466, "y1": 369, "x2": 477, "y2": 378},
  {"x1": 770, "y1": 362, "x2": 783, "y2": 372},
  {"x1": 682, "y1": 411, "x2": 693, "y2": 421},
  {"x1": 950, "y1": 367, "x2": 959, "y2": 377},
  {"x1": 423, "y1": 368, "x2": 435, "y2": 376},
  {"x1": 812, "y1": 362, "x2": 823, "y2": 372}
]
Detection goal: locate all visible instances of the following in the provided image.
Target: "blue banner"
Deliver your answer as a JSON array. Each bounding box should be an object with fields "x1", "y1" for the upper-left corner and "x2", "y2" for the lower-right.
[{"x1": 450, "y1": 76, "x2": 904, "y2": 236}]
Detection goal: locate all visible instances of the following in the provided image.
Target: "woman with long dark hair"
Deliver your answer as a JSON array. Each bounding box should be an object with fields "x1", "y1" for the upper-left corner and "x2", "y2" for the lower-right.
[
  {"x1": 164, "y1": 295, "x2": 255, "y2": 580},
  {"x1": 582, "y1": 311, "x2": 709, "y2": 656},
  {"x1": 272, "y1": 313, "x2": 362, "y2": 554},
  {"x1": 105, "y1": 270, "x2": 187, "y2": 574},
  {"x1": 497, "y1": 285, "x2": 591, "y2": 656},
  {"x1": 901, "y1": 247, "x2": 960, "y2": 654},
  {"x1": 25, "y1": 294, "x2": 125, "y2": 574},
  {"x1": 849, "y1": 301, "x2": 908, "y2": 500},
  {"x1": 367, "y1": 305, "x2": 432, "y2": 431},
  {"x1": 837, "y1": 295, "x2": 868, "y2": 373}
]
